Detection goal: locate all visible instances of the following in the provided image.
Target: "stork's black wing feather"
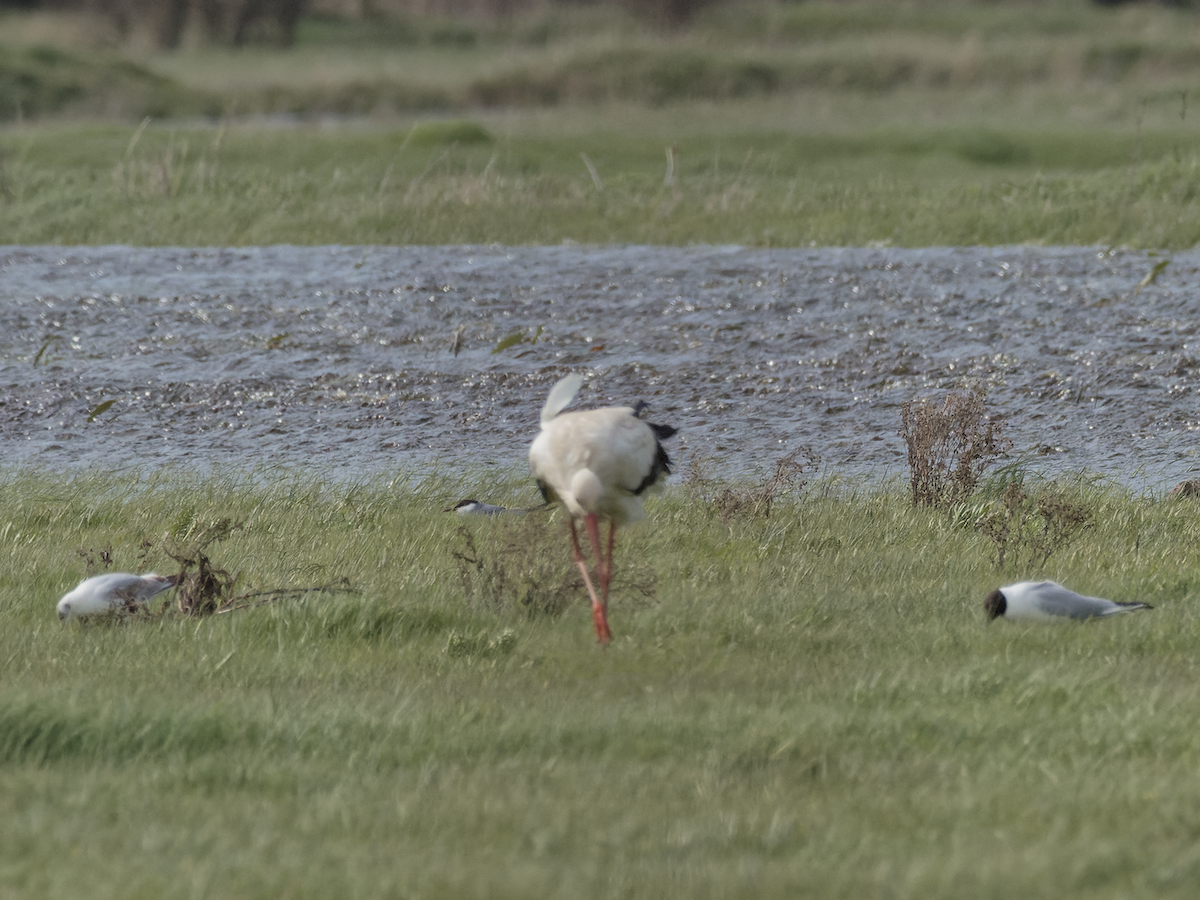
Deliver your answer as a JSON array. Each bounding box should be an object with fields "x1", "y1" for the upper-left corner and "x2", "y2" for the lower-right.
[
  {"x1": 649, "y1": 423, "x2": 677, "y2": 441},
  {"x1": 632, "y1": 419, "x2": 677, "y2": 496}
]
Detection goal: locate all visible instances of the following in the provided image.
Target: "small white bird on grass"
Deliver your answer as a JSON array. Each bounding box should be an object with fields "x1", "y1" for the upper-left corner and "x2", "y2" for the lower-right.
[
  {"x1": 57, "y1": 572, "x2": 180, "y2": 622},
  {"x1": 529, "y1": 373, "x2": 677, "y2": 646},
  {"x1": 984, "y1": 580, "x2": 1153, "y2": 622}
]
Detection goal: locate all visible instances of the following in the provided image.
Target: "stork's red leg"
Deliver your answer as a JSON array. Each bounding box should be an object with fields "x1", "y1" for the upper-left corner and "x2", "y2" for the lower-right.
[
  {"x1": 601, "y1": 521, "x2": 617, "y2": 604},
  {"x1": 570, "y1": 517, "x2": 611, "y2": 645},
  {"x1": 584, "y1": 513, "x2": 605, "y2": 583}
]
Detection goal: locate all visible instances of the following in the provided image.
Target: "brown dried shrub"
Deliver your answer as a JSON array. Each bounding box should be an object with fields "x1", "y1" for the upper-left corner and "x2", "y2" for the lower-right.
[
  {"x1": 975, "y1": 481, "x2": 1094, "y2": 570},
  {"x1": 899, "y1": 387, "x2": 1010, "y2": 509},
  {"x1": 684, "y1": 447, "x2": 819, "y2": 524},
  {"x1": 158, "y1": 516, "x2": 358, "y2": 616},
  {"x1": 163, "y1": 517, "x2": 241, "y2": 615}
]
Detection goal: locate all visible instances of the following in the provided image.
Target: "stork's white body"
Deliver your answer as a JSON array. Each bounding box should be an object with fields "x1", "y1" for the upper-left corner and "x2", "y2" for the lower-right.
[
  {"x1": 57, "y1": 572, "x2": 179, "y2": 621},
  {"x1": 530, "y1": 407, "x2": 662, "y2": 525},
  {"x1": 984, "y1": 580, "x2": 1152, "y2": 622},
  {"x1": 529, "y1": 374, "x2": 675, "y2": 644}
]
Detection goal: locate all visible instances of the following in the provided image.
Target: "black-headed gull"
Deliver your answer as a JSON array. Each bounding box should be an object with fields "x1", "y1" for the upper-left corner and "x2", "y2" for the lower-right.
[
  {"x1": 984, "y1": 580, "x2": 1152, "y2": 622},
  {"x1": 57, "y1": 572, "x2": 180, "y2": 621},
  {"x1": 529, "y1": 374, "x2": 676, "y2": 645}
]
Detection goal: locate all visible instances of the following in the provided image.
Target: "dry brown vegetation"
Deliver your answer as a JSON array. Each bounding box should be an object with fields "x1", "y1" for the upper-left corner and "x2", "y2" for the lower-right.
[
  {"x1": 684, "y1": 448, "x2": 819, "y2": 524},
  {"x1": 162, "y1": 517, "x2": 242, "y2": 614},
  {"x1": 975, "y1": 480, "x2": 1095, "y2": 570},
  {"x1": 899, "y1": 387, "x2": 1010, "y2": 509},
  {"x1": 74, "y1": 542, "x2": 115, "y2": 573},
  {"x1": 161, "y1": 517, "x2": 360, "y2": 615}
]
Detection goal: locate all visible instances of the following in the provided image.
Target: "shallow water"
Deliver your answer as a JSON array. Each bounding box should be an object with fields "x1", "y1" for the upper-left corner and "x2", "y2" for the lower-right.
[{"x1": 2, "y1": 245, "x2": 1198, "y2": 489}]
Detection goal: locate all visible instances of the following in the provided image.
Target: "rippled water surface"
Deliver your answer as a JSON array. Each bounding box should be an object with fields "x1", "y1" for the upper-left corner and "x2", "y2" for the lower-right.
[{"x1": 2, "y1": 245, "x2": 1199, "y2": 488}]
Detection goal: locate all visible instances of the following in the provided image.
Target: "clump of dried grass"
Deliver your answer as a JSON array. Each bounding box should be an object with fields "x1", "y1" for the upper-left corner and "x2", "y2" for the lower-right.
[
  {"x1": 153, "y1": 517, "x2": 356, "y2": 617},
  {"x1": 162, "y1": 517, "x2": 242, "y2": 615},
  {"x1": 684, "y1": 448, "x2": 818, "y2": 524},
  {"x1": 450, "y1": 514, "x2": 656, "y2": 618},
  {"x1": 899, "y1": 387, "x2": 1010, "y2": 509},
  {"x1": 975, "y1": 481, "x2": 1094, "y2": 570}
]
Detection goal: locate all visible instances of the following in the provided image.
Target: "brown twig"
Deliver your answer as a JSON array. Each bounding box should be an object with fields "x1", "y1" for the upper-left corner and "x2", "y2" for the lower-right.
[{"x1": 214, "y1": 579, "x2": 359, "y2": 615}]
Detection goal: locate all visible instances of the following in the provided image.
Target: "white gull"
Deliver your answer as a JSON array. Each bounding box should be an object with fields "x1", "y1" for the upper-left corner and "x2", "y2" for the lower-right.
[{"x1": 57, "y1": 572, "x2": 180, "y2": 621}]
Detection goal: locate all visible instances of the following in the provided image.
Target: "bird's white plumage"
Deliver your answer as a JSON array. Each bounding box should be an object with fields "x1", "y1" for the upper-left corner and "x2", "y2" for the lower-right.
[
  {"x1": 985, "y1": 580, "x2": 1152, "y2": 621},
  {"x1": 540, "y1": 373, "x2": 583, "y2": 425},
  {"x1": 530, "y1": 404, "x2": 662, "y2": 524},
  {"x1": 57, "y1": 572, "x2": 179, "y2": 621}
]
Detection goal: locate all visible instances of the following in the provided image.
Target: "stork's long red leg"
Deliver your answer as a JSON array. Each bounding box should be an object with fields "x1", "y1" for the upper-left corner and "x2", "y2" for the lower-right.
[
  {"x1": 601, "y1": 521, "x2": 617, "y2": 604},
  {"x1": 570, "y1": 517, "x2": 611, "y2": 645},
  {"x1": 584, "y1": 513, "x2": 605, "y2": 585}
]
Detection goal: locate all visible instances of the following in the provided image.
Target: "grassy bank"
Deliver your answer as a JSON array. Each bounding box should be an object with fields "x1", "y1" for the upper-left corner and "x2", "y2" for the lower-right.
[
  {"x1": 4, "y1": 2, "x2": 1200, "y2": 246},
  {"x1": 3, "y1": 118, "x2": 1200, "y2": 246},
  {"x1": 3, "y1": 468, "x2": 1200, "y2": 897}
]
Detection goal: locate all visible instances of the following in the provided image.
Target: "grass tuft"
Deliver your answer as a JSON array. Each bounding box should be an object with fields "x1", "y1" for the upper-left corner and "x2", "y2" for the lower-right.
[{"x1": 406, "y1": 118, "x2": 493, "y2": 147}]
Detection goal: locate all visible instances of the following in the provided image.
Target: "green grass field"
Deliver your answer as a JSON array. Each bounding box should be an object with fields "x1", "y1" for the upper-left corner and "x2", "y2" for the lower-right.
[
  {"x1": 2, "y1": 468, "x2": 1200, "y2": 898},
  {"x1": 4, "y1": 1, "x2": 1200, "y2": 245},
  {"x1": 3, "y1": 117, "x2": 1200, "y2": 246}
]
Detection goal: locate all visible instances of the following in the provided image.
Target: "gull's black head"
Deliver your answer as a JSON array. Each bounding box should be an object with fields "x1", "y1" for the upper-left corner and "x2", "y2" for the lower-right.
[
  {"x1": 444, "y1": 499, "x2": 481, "y2": 513},
  {"x1": 983, "y1": 589, "x2": 1007, "y2": 621}
]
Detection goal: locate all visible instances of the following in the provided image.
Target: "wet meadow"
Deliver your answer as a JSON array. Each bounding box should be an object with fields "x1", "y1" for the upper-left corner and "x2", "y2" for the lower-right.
[
  {"x1": 5, "y1": 1, "x2": 1200, "y2": 897},
  {"x1": 4, "y1": 467, "x2": 1200, "y2": 899}
]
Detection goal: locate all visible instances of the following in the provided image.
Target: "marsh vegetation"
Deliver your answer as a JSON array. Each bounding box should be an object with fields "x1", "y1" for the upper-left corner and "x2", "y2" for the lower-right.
[
  {"x1": 2, "y1": 467, "x2": 1199, "y2": 898},
  {"x1": 4, "y1": 3, "x2": 1200, "y2": 897},
  {"x1": 4, "y1": 1, "x2": 1200, "y2": 244}
]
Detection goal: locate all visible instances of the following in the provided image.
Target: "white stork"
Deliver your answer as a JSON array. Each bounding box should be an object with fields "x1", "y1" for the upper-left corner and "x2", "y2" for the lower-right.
[
  {"x1": 57, "y1": 572, "x2": 180, "y2": 621},
  {"x1": 529, "y1": 374, "x2": 676, "y2": 645}
]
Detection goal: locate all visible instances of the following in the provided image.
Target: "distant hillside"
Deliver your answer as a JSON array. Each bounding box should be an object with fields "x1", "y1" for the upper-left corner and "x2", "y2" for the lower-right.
[{"x1": 0, "y1": 44, "x2": 216, "y2": 120}]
